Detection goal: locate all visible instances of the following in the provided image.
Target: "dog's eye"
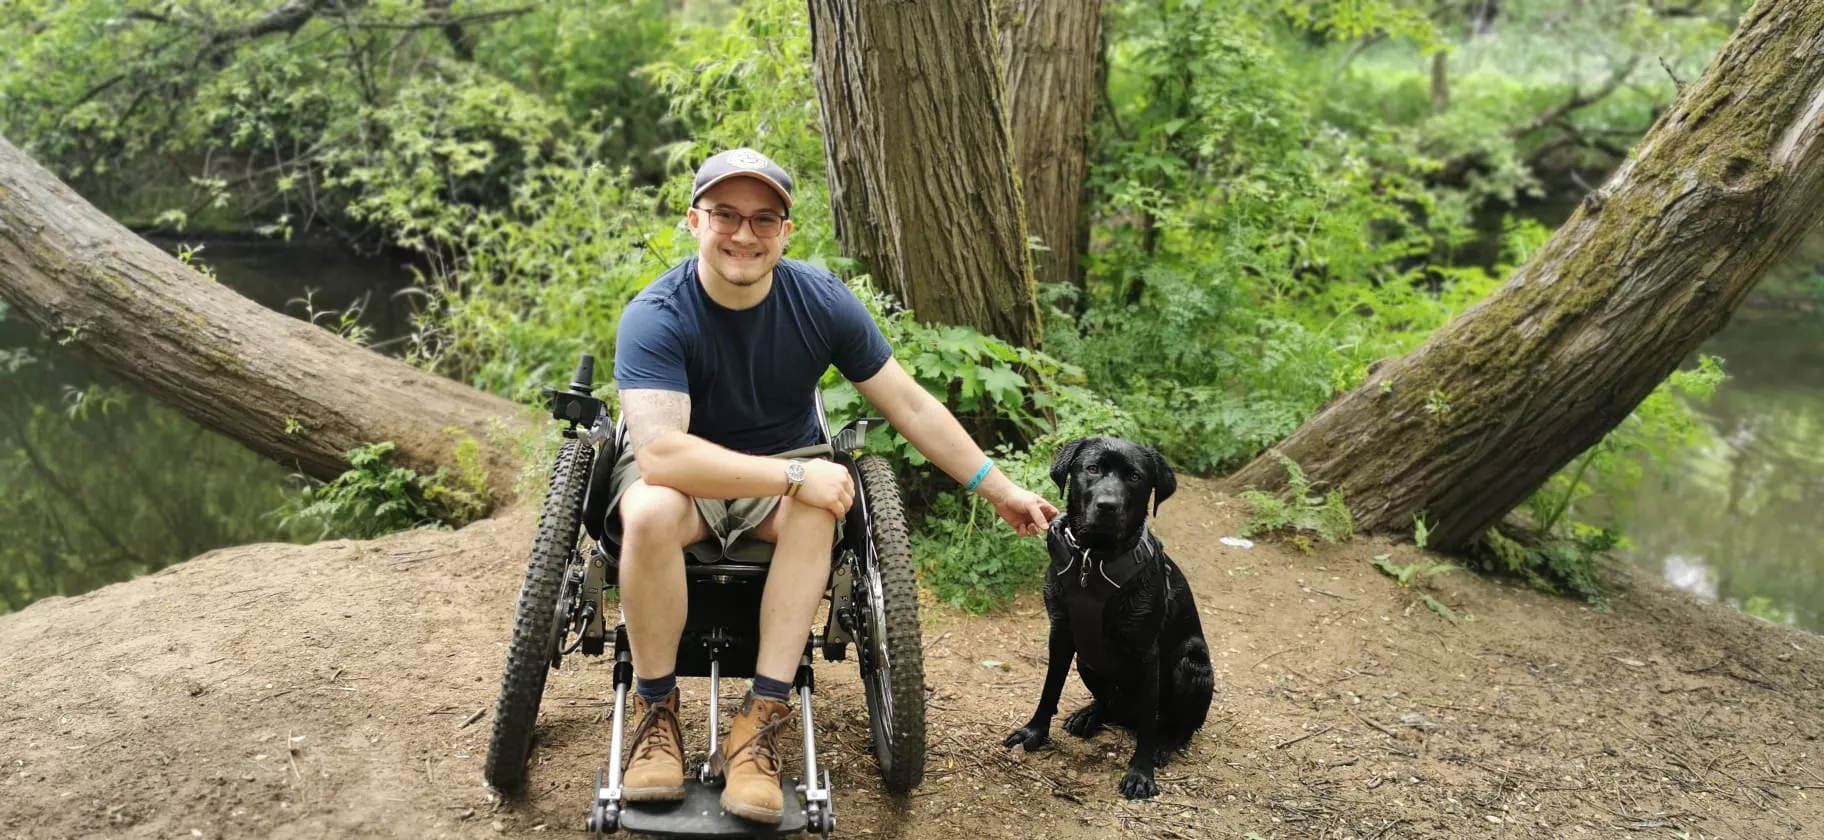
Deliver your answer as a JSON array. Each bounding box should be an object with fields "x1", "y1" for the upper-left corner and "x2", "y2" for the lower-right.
[{"x1": 1084, "y1": 464, "x2": 1099, "y2": 476}]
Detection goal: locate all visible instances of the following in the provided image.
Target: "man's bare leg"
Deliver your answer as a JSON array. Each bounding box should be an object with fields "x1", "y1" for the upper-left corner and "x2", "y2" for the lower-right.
[
  {"x1": 751, "y1": 496, "x2": 838, "y2": 682},
  {"x1": 615, "y1": 479, "x2": 711, "y2": 802},
  {"x1": 617, "y1": 480, "x2": 711, "y2": 680},
  {"x1": 717, "y1": 494, "x2": 835, "y2": 822}
]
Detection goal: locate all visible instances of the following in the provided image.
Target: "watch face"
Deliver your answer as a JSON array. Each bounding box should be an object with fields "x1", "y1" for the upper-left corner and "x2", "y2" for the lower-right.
[{"x1": 787, "y1": 460, "x2": 806, "y2": 480}]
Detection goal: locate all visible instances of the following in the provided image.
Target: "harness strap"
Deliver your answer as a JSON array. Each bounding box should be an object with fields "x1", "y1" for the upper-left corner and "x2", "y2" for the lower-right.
[{"x1": 1055, "y1": 526, "x2": 1158, "y2": 673}]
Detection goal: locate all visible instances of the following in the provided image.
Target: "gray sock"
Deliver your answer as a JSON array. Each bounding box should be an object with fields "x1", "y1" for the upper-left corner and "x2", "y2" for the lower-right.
[{"x1": 636, "y1": 673, "x2": 676, "y2": 703}]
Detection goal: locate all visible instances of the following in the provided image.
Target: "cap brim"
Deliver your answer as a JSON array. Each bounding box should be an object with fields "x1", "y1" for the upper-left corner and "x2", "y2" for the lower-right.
[{"x1": 690, "y1": 172, "x2": 794, "y2": 210}]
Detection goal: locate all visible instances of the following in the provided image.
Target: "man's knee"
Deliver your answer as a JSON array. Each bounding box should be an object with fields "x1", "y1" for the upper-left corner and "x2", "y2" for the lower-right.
[
  {"x1": 618, "y1": 482, "x2": 701, "y2": 550},
  {"x1": 756, "y1": 497, "x2": 837, "y2": 546}
]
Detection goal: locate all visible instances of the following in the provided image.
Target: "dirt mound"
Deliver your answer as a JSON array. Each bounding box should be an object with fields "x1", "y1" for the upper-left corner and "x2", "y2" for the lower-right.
[{"x1": 3, "y1": 477, "x2": 1819, "y2": 839}]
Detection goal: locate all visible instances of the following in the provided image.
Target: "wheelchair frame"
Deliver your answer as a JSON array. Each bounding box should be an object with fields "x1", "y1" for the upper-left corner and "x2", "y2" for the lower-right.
[{"x1": 482, "y1": 354, "x2": 927, "y2": 838}]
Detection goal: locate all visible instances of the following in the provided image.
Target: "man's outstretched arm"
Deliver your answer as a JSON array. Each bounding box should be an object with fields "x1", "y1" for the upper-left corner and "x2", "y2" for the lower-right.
[{"x1": 853, "y1": 358, "x2": 1057, "y2": 535}]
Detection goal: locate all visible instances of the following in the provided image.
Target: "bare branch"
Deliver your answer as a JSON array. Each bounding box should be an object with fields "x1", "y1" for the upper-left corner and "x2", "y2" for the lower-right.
[
  {"x1": 351, "y1": 6, "x2": 533, "y2": 34},
  {"x1": 1507, "y1": 56, "x2": 1643, "y2": 140}
]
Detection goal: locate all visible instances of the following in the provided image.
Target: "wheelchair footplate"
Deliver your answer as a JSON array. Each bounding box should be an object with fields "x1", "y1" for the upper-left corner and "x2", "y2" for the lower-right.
[
  {"x1": 587, "y1": 634, "x2": 835, "y2": 838},
  {"x1": 598, "y1": 773, "x2": 817, "y2": 838}
]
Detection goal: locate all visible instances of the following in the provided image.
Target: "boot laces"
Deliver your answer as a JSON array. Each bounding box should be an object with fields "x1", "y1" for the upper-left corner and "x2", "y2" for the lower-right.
[
  {"x1": 731, "y1": 707, "x2": 790, "y2": 777},
  {"x1": 630, "y1": 698, "x2": 680, "y2": 764}
]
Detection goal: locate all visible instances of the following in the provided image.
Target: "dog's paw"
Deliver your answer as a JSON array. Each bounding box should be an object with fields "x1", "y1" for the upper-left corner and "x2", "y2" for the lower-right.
[
  {"x1": 1062, "y1": 704, "x2": 1103, "y2": 738},
  {"x1": 1153, "y1": 745, "x2": 1177, "y2": 768},
  {"x1": 1002, "y1": 726, "x2": 1050, "y2": 752},
  {"x1": 1119, "y1": 768, "x2": 1159, "y2": 800}
]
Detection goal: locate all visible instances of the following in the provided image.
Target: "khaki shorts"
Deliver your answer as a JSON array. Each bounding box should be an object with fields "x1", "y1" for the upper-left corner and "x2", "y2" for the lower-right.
[{"x1": 598, "y1": 441, "x2": 841, "y2": 565}]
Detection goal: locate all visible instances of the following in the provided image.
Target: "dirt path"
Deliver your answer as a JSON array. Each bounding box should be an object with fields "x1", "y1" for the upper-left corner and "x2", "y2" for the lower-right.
[{"x1": 3, "y1": 476, "x2": 1819, "y2": 839}]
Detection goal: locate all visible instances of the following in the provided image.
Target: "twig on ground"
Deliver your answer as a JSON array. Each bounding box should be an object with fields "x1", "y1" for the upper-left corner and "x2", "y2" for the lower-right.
[
  {"x1": 459, "y1": 707, "x2": 486, "y2": 729},
  {"x1": 1275, "y1": 726, "x2": 1333, "y2": 749},
  {"x1": 77, "y1": 731, "x2": 126, "y2": 752},
  {"x1": 1352, "y1": 711, "x2": 1400, "y2": 740},
  {"x1": 1680, "y1": 657, "x2": 1727, "y2": 675},
  {"x1": 1253, "y1": 645, "x2": 1304, "y2": 669}
]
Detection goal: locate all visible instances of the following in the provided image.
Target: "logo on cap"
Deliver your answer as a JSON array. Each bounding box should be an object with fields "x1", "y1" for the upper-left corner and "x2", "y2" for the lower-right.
[{"x1": 728, "y1": 149, "x2": 772, "y2": 170}]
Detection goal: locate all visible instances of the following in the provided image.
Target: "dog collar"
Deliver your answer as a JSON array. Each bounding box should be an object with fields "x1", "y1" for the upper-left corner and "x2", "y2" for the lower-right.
[{"x1": 1056, "y1": 524, "x2": 1157, "y2": 590}]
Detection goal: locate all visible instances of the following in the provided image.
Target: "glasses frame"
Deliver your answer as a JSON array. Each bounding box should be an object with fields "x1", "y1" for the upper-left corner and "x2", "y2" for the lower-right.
[{"x1": 691, "y1": 204, "x2": 789, "y2": 239}]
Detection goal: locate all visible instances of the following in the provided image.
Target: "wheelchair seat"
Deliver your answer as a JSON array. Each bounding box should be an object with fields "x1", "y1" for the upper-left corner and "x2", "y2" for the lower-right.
[{"x1": 684, "y1": 538, "x2": 774, "y2": 568}]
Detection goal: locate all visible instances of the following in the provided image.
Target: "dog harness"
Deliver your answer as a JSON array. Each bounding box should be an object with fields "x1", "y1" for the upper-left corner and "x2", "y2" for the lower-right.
[{"x1": 1054, "y1": 525, "x2": 1162, "y2": 674}]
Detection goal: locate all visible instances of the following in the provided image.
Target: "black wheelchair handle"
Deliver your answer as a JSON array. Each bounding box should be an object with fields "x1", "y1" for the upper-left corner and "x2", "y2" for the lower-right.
[
  {"x1": 571, "y1": 353, "x2": 596, "y2": 395},
  {"x1": 547, "y1": 352, "x2": 608, "y2": 430}
]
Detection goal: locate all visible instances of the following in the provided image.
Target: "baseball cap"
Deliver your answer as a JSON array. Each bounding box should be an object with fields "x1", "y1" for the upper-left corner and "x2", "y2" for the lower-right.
[{"x1": 690, "y1": 148, "x2": 794, "y2": 213}]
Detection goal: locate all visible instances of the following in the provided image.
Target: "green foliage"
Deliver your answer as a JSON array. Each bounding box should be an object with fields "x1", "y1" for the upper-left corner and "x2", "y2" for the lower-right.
[
  {"x1": 1237, "y1": 453, "x2": 1355, "y2": 547},
  {"x1": 0, "y1": 0, "x2": 674, "y2": 236},
  {"x1": 1477, "y1": 524, "x2": 1615, "y2": 605},
  {"x1": 1372, "y1": 552, "x2": 1460, "y2": 622},
  {"x1": 277, "y1": 439, "x2": 485, "y2": 541},
  {"x1": 401, "y1": 0, "x2": 840, "y2": 404},
  {"x1": 1059, "y1": 0, "x2": 1475, "y2": 474},
  {"x1": 477, "y1": 0, "x2": 683, "y2": 181},
  {"x1": 1373, "y1": 553, "x2": 1458, "y2": 587},
  {"x1": 912, "y1": 454, "x2": 1050, "y2": 615},
  {"x1": 1738, "y1": 596, "x2": 1793, "y2": 626}
]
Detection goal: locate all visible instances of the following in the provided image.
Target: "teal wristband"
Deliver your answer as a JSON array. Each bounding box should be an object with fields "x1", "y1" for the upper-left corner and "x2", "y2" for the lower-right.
[{"x1": 963, "y1": 457, "x2": 994, "y2": 492}]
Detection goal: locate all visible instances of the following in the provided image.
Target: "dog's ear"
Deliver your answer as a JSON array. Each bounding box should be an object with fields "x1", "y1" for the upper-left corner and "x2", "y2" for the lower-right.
[
  {"x1": 1144, "y1": 446, "x2": 1176, "y2": 515},
  {"x1": 1049, "y1": 437, "x2": 1091, "y2": 494}
]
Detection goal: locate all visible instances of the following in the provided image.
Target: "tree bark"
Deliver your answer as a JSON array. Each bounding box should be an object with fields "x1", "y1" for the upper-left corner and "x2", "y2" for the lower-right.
[
  {"x1": 1430, "y1": 50, "x2": 1449, "y2": 114},
  {"x1": 808, "y1": 0, "x2": 1042, "y2": 349},
  {"x1": 0, "y1": 137, "x2": 531, "y2": 506},
  {"x1": 1000, "y1": 0, "x2": 1101, "y2": 295},
  {"x1": 1221, "y1": 0, "x2": 1824, "y2": 552}
]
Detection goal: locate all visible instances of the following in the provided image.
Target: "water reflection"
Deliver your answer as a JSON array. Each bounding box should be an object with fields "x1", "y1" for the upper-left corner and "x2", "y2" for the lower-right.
[
  {"x1": 1619, "y1": 310, "x2": 1824, "y2": 634},
  {"x1": 0, "y1": 235, "x2": 420, "y2": 613}
]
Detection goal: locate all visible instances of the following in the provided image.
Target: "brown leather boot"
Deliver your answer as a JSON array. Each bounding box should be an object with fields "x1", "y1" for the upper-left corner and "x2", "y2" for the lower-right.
[
  {"x1": 622, "y1": 687, "x2": 686, "y2": 801},
  {"x1": 712, "y1": 691, "x2": 792, "y2": 823}
]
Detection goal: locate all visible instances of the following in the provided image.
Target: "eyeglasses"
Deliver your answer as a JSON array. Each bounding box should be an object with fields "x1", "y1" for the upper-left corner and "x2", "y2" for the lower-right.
[{"x1": 693, "y1": 205, "x2": 787, "y2": 239}]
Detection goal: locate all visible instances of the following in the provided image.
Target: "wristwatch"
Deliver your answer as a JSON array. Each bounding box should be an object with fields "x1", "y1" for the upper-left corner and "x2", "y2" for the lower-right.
[{"x1": 784, "y1": 459, "x2": 807, "y2": 497}]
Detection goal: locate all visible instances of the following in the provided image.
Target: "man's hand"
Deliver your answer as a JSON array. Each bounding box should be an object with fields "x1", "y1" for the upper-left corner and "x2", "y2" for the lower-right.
[
  {"x1": 793, "y1": 458, "x2": 855, "y2": 519},
  {"x1": 990, "y1": 486, "x2": 1059, "y2": 537}
]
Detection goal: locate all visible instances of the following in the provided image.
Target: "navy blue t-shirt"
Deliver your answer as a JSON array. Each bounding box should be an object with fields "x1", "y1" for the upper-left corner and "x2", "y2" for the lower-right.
[{"x1": 614, "y1": 257, "x2": 894, "y2": 455}]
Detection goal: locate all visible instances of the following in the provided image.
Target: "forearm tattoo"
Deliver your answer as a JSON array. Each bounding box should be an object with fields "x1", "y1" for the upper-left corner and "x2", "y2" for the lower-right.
[{"x1": 620, "y1": 389, "x2": 691, "y2": 453}]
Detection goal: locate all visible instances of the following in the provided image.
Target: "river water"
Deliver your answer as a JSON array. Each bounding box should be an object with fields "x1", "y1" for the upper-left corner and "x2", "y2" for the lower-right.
[
  {"x1": 1612, "y1": 308, "x2": 1824, "y2": 633},
  {"x1": 0, "y1": 234, "x2": 1819, "y2": 632},
  {"x1": 0, "y1": 235, "x2": 420, "y2": 612}
]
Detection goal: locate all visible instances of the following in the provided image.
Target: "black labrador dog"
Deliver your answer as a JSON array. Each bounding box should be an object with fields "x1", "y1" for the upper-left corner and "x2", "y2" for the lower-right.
[{"x1": 1003, "y1": 436, "x2": 1214, "y2": 799}]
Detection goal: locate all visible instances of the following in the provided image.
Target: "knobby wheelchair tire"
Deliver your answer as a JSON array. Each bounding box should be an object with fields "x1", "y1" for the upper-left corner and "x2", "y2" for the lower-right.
[
  {"x1": 855, "y1": 454, "x2": 927, "y2": 794},
  {"x1": 483, "y1": 438, "x2": 592, "y2": 793}
]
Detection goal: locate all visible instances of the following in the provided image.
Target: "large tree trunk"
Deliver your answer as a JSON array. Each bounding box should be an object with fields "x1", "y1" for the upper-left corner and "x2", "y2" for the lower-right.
[
  {"x1": 808, "y1": 0, "x2": 1042, "y2": 349},
  {"x1": 1000, "y1": 0, "x2": 1101, "y2": 294},
  {"x1": 0, "y1": 137, "x2": 531, "y2": 505},
  {"x1": 1221, "y1": 0, "x2": 1824, "y2": 552}
]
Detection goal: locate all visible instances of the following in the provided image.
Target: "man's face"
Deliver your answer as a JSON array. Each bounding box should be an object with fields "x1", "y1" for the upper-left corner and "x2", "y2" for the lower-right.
[{"x1": 688, "y1": 177, "x2": 792, "y2": 288}]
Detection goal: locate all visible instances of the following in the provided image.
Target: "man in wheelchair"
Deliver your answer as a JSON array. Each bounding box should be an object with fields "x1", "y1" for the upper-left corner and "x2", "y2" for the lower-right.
[{"x1": 601, "y1": 147, "x2": 1057, "y2": 824}]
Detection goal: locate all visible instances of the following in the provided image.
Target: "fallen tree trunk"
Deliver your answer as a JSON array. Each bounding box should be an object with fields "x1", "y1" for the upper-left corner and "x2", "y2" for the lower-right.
[
  {"x1": 1221, "y1": 0, "x2": 1824, "y2": 552},
  {"x1": 0, "y1": 137, "x2": 531, "y2": 506}
]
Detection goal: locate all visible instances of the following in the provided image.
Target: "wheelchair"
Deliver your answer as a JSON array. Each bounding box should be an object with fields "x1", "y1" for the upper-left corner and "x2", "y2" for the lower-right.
[{"x1": 482, "y1": 354, "x2": 927, "y2": 838}]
